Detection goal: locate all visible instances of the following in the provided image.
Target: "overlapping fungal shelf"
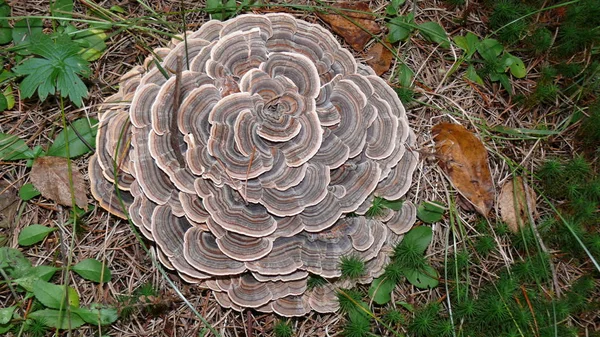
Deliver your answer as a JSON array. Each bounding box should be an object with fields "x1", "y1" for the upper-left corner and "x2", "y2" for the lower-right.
[{"x1": 89, "y1": 13, "x2": 419, "y2": 316}]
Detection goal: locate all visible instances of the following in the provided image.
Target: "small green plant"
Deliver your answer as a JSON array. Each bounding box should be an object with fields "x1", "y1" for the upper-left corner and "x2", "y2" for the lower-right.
[
  {"x1": 406, "y1": 251, "x2": 598, "y2": 337},
  {"x1": 13, "y1": 34, "x2": 90, "y2": 107},
  {"x1": 273, "y1": 319, "x2": 294, "y2": 337},
  {"x1": 0, "y1": 116, "x2": 98, "y2": 203},
  {"x1": 453, "y1": 32, "x2": 527, "y2": 93},
  {"x1": 0, "y1": 247, "x2": 117, "y2": 333},
  {"x1": 488, "y1": 0, "x2": 533, "y2": 44},
  {"x1": 386, "y1": 13, "x2": 450, "y2": 48},
  {"x1": 578, "y1": 100, "x2": 600, "y2": 150},
  {"x1": 0, "y1": 0, "x2": 108, "y2": 111},
  {"x1": 205, "y1": 0, "x2": 253, "y2": 21},
  {"x1": 536, "y1": 155, "x2": 600, "y2": 260},
  {"x1": 117, "y1": 282, "x2": 168, "y2": 320},
  {"x1": 365, "y1": 196, "x2": 404, "y2": 218},
  {"x1": 416, "y1": 201, "x2": 446, "y2": 223},
  {"x1": 306, "y1": 274, "x2": 327, "y2": 290},
  {"x1": 369, "y1": 226, "x2": 438, "y2": 306},
  {"x1": 339, "y1": 255, "x2": 366, "y2": 280}
]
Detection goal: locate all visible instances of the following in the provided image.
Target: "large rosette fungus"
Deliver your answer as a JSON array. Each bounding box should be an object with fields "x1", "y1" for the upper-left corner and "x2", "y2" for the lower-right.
[{"x1": 89, "y1": 13, "x2": 419, "y2": 316}]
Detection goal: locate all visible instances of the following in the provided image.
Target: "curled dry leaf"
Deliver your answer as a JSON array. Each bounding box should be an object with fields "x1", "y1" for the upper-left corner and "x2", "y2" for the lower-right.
[
  {"x1": 432, "y1": 123, "x2": 494, "y2": 216},
  {"x1": 498, "y1": 177, "x2": 536, "y2": 233},
  {"x1": 317, "y1": 2, "x2": 381, "y2": 52},
  {"x1": 30, "y1": 156, "x2": 88, "y2": 209},
  {"x1": 366, "y1": 42, "x2": 393, "y2": 76}
]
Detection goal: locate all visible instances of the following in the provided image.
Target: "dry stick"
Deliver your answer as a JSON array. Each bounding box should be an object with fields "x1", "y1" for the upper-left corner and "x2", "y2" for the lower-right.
[
  {"x1": 170, "y1": 55, "x2": 187, "y2": 168},
  {"x1": 520, "y1": 285, "x2": 540, "y2": 336}
]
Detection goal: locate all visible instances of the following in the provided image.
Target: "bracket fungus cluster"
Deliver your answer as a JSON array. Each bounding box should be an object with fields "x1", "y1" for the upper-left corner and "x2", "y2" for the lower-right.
[{"x1": 89, "y1": 13, "x2": 419, "y2": 316}]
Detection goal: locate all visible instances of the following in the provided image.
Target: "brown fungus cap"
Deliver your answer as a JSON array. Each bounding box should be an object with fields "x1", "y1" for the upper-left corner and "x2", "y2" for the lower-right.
[{"x1": 89, "y1": 13, "x2": 419, "y2": 316}]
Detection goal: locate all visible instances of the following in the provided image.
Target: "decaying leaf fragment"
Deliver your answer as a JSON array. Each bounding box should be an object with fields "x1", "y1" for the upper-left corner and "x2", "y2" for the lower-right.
[
  {"x1": 0, "y1": 181, "x2": 19, "y2": 230},
  {"x1": 432, "y1": 123, "x2": 494, "y2": 216},
  {"x1": 30, "y1": 156, "x2": 88, "y2": 209},
  {"x1": 498, "y1": 177, "x2": 536, "y2": 233},
  {"x1": 317, "y1": 2, "x2": 381, "y2": 52},
  {"x1": 366, "y1": 42, "x2": 394, "y2": 75}
]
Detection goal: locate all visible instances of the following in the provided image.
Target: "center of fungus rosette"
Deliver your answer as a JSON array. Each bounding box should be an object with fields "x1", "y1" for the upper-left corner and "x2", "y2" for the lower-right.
[
  {"x1": 238, "y1": 52, "x2": 320, "y2": 144},
  {"x1": 206, "y1": 51, "x2": 324, "y2": 182}
]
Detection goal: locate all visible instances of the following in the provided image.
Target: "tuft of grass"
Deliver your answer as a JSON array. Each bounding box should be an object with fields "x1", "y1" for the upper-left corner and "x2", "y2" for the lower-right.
[
  {"x1": 383, "y1": 308, "x2": 405, "y2": 325},
  {"x1": 273, "y1": 320, "x2": 293, "y2": 337},
  {"x1": 527, "y1": 27, "x2": 553, "y2": 54},
  {"x1": 488, "y1": 0, "x2": 532, "y2": 44},
  {"x1": 337, "y1": 289, "x2": 365, "y2": 314},
  {"x1": 307, "y1": 274, "x2": 327, "y2": 290},
  {"x1": 475, "y1": 235, "x2": 496, "y2": 256},
  {"x1": 407, "y1": 303, "x2": 440, "y2": 337},
  {"x1": 578, "y1": 101, "x2": 600, "y2": 150},
  {"x1": 340, "y1": 255, "x2": 366, "y2": 280}
]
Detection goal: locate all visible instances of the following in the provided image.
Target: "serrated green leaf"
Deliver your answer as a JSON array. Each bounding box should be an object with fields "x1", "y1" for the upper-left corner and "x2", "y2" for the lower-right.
[
  {"x1": 32, "y1": 280, "x2": 79, "y2": 309},
  {"x1": 417, "y1": 21, "x2": 449, "y2": 48},
  {"x1": 387, "y1": 14, "x2": 414, "y2": 44},
  {"x1": 48, "y1": 118, "x2": 98, "y2": 158},
  {"x1": 417, "y1": 201, "x2": 446, "y2": 223},
  {"x1": 50, "y1": 0, "x2": 73, "y2": 19},
  {"x1": 72, "y1": 258, "x2": 111, "y2": 283},
  {"x1": 19, "y1": 183, "x2": 40, "y2": 201},
  {"x1": 368, "y1": 277, "x2": 396, "y2": 305},
  {"x1": 14, "y1": 34, "x2": 90, "y2": 107},
  {"x1": 0, "y1": 306, "x2": 15, "y2": 325},
  {"x1": 403, "y1": 264, "x2": 439, "y2": 289},
  {"x1": 402, "y1": 226, "x2": 432, "y2": 254},
  {"x1": 28, "y1": 309, "x2": 85, "y2": 330},
  {"x1": 18, "y1": 224, "x2": 56, "y2": 246},
  {"x1": 0, "y1": 133, "x2": 34, "y2": 160},
  {"x1": 72, "y1": 305, "x2": 118, "y2": 325}
]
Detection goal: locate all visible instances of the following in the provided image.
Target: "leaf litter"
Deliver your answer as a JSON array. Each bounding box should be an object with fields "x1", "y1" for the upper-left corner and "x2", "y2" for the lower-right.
[
  {"x1": 432, "y1": 123, "x2": 495, "y2": 216},
  {"x1": 317, "y1": 2, "x2": 381, "y2": 52},
  {"x1": 498, "y1": 176, "x2": 537, "y2": 233},
  {"x1": 29, "y1": 156, "x2": 88, "y2": 209}
]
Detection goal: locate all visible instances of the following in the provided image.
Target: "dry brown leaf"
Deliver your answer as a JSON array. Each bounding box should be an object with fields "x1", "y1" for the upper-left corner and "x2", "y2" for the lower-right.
[
  {"x1": 498, "y1": 177, "x2": 536, "y2": 233},
  {"x1": 432, "y1": 123, "x2": 494, "y2": 216},
  {"x1": 0, "y1": 181, "x2": 19, "y2": 230},
  {"x1": 30, "y1": 156, "x2": 88, "y2": 209},
  {"x1": 366, "y1": 42, "x2": 393, "y2": 75},
  {"x1": 317, "y1": 2, "x2": 381, "y2": 52}
]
